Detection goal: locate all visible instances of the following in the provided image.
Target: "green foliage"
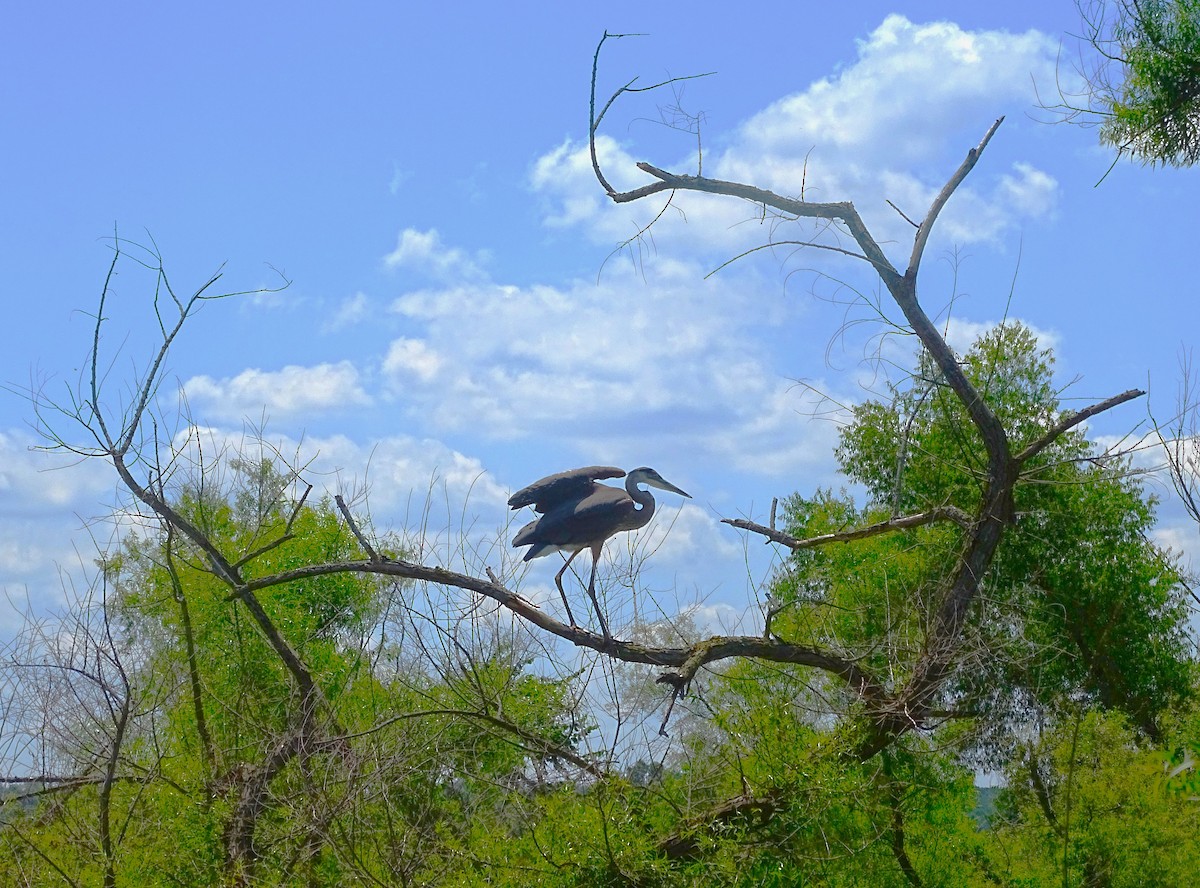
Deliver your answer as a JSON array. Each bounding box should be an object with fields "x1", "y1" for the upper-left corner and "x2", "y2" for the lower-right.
[
  {"x1": 115, "y1": 466, "x2": 378, "y2": 765},
  {"x1": 3, "y1": 326, "x2": 1197, "y2": 885},
  {"x1": 838, "y1": 323, "x2": 1060, "y2": 510},
  {"x1": 1100, "y1": 0, "x2": 1200, "y2": 165},
  {"x1": 984, "y1": 708, "x2": 1200, "y2": 886},
  {"x1": 0, "y1": 460, "x2": 594, "y2": 886},
  {"x1": 770, "y1": 487, "x2": 960, "y2": 682},
  {"x1": 627, "y1": 321, "x2": 1200, "y2": 884}
]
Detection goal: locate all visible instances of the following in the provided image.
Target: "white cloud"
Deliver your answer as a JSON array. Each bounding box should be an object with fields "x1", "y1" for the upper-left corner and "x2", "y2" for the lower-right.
[
  {"x1": 0, "y1": 430, "x2": 113, "y2": 514},
  {"x1": 382, "y1": 337, "x2": 443, "y2": 383},
  {"x1": 322, "y1": 292, "x2": 371, "y2": 332},
  {"x1": 532, "y1": 15, "x2": 1061, "y2": 263},
  {"x1": 531, "y1": 136, "x2": 652, "y2": 235},
  {"x1": 383, "y1": 227, "x2": 487, "y2": 281},
  {"x1": 165, "y1": 425, "x2": 508, "y2": 522},
  {"x1": 732, "y1": 15, "x2": 1055, "y2": 165},
  {"x1": 184, "y1": 362, "x2": 372, "y2": 420},
  {"x1": 999, "y1": 162, "x2": 1060, "y2": 218},
  {"x1": 942, "y1": 317, "x2": 1061, "y2": 355},
  {"x1": 380, "y1": 262, "x2": 841, "y2": 479},
  {"x1": 627, "y1": 502, "x2": 743, "y2": 569}
]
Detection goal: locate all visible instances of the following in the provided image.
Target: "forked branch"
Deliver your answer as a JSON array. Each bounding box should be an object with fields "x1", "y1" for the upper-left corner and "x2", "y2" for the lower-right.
[{"x1": 589, "y1": 31, "x2": 713, "y2": 198}]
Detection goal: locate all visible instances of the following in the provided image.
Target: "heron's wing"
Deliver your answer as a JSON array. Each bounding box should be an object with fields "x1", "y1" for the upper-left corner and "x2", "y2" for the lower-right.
[
  {"x1": 519, "y1": 486, "x2": 638, "y2": 550},
  {"x1": 511, "y1": 485, "x2": 641, "y2": 557},
  {"x1": 511, "y1": 517, "x2": 544, "y2": 551},
  {"x1": 507, "y1": 465, "x2": 625, "y2": 512}
]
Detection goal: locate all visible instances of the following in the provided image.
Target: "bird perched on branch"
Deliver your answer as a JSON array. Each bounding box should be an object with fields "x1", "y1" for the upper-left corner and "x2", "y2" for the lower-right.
[{"x1": 508, "y1": 465, "x2": 690, "y2": 641}]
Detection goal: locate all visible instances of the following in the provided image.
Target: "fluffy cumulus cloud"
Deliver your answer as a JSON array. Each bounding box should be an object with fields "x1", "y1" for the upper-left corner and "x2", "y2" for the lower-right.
[
  {"x1": 732, "y1": 15, "x2": 1055, "y2": 165},
  {"x1": 382, "y1": 337, "x2": 443, "y2": 383},
  {"x1": 184, "y1": 362, "x2": 372, "y2": 421},
  {"x1": 384, "y1": 228, "x2": 487, "y2": 281},
  {"x1": 380, "y1": 259, "x2": 845, "y2": 479},
  {"x1": 533, "y1": 15, "x2": 1061, "y2": 260}
]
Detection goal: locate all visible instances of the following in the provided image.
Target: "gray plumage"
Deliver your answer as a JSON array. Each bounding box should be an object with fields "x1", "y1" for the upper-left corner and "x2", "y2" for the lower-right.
[
  {"x1": 509, "y1": 466, "x2": 691, "y2": 640},
  {"x1": 506, "y1": 465, "x2": 626, "y2": 513}
]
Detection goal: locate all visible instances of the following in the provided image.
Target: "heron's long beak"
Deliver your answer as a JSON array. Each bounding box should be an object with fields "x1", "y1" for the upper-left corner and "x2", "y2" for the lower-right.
[{"x1": 652, "y1": 478, "x2": 691, "y2": 498}]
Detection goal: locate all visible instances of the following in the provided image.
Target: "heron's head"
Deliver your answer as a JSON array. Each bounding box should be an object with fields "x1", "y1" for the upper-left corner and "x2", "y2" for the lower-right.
[{"x1": 627, "y1": 467, "x2": 691, "y2": 499}]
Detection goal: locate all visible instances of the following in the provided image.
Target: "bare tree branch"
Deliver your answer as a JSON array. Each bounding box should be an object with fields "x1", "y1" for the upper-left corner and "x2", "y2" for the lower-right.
[
  {"x1": 1016, "y1": 388, "x2": 1146, "y2": 462},
  {"x1": 631, "y1": 162, "x2": 900, "y2": 279},
  {"x1": 588, "y1": 31, "x2": 713, "y2": 198},
  {"x1": 906, "y1": 117, "x2": 1003, "y2": 276},
  {"x1": 236, "y1": 553, "x2": 888, "y2": 705},
  {"x1": 723, "y1": 506, "x2": 974, "y2": 550}
]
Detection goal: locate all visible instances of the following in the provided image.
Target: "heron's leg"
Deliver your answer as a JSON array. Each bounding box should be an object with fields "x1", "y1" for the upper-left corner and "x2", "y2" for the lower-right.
[
  {"x1": 586, "y1": 544, "x2": 612, "y2": 641},
  {"x1": 554, "y1": 550, "x2": 580, "y2": 627}
]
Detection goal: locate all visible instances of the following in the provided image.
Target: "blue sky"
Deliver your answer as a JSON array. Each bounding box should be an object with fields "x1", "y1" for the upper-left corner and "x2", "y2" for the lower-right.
[{"x1": 3, "y1": 2, "x2": 1198, "y2": 636}]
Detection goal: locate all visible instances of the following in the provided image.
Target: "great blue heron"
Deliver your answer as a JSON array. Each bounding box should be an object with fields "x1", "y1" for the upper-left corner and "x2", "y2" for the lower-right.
[{"x1": 508, "y1": 466, "x2": 691, "y2": 640}]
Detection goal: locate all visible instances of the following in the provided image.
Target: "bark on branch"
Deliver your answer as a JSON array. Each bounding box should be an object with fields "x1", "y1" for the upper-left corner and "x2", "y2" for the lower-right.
[
  {"x1": 1015, "y1": 388, "x2": 1146, "y2": 463},
  {"x1": 632, "y1": 163, "x2": 900, "y2": 279},
  {"x1": 658, "y1": 788, "x2": 784, "y2": 860},
  {"x1": 723, "y1": 505, "x2": 974, "y2": 550},
  {"x1": 906, "y1": 117, "x2": 1003, "y2": 275},
  {"x1": 240, "y1": 554, "x2": 889, "y2": 706}
]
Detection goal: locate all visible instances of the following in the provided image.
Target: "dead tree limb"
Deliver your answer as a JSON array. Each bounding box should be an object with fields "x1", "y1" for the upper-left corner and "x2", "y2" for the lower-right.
[
  {"x1": 723, "y1": 506, "x2": 974, "y2": 550},
  {"x1": 586, "y1": 36, "x2": 1145, "y2": 759}
]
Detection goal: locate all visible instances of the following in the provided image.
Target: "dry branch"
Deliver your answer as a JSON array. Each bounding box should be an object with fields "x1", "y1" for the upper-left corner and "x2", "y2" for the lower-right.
[
  {"x1": 723, "y1": 506, "x2": 974, "y2": 550},
  {"x1": 1016, "y1": 388, "x2": 1146, "y2": 462}
]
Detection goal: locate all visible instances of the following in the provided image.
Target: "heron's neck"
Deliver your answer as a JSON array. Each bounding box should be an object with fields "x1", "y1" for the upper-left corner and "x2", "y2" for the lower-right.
[{"x1": 626, "y1": 479, "x2": 656, "y2": 524}]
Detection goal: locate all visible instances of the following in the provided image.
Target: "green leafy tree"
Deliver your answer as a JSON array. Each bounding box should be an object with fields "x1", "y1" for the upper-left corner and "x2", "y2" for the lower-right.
[
  {"x1": 1061, "y1": 0, "x2": 1200, "y2": 165},
  {"x1": 629, "y1": 322, "x2": 1197, "y2": 884},
  {"x1": 833, "y1": 323, "x2": 1195, "y2": 748},
  {"x1": 984, "y1": 708, "x2": 1200, "y2": 886}
]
